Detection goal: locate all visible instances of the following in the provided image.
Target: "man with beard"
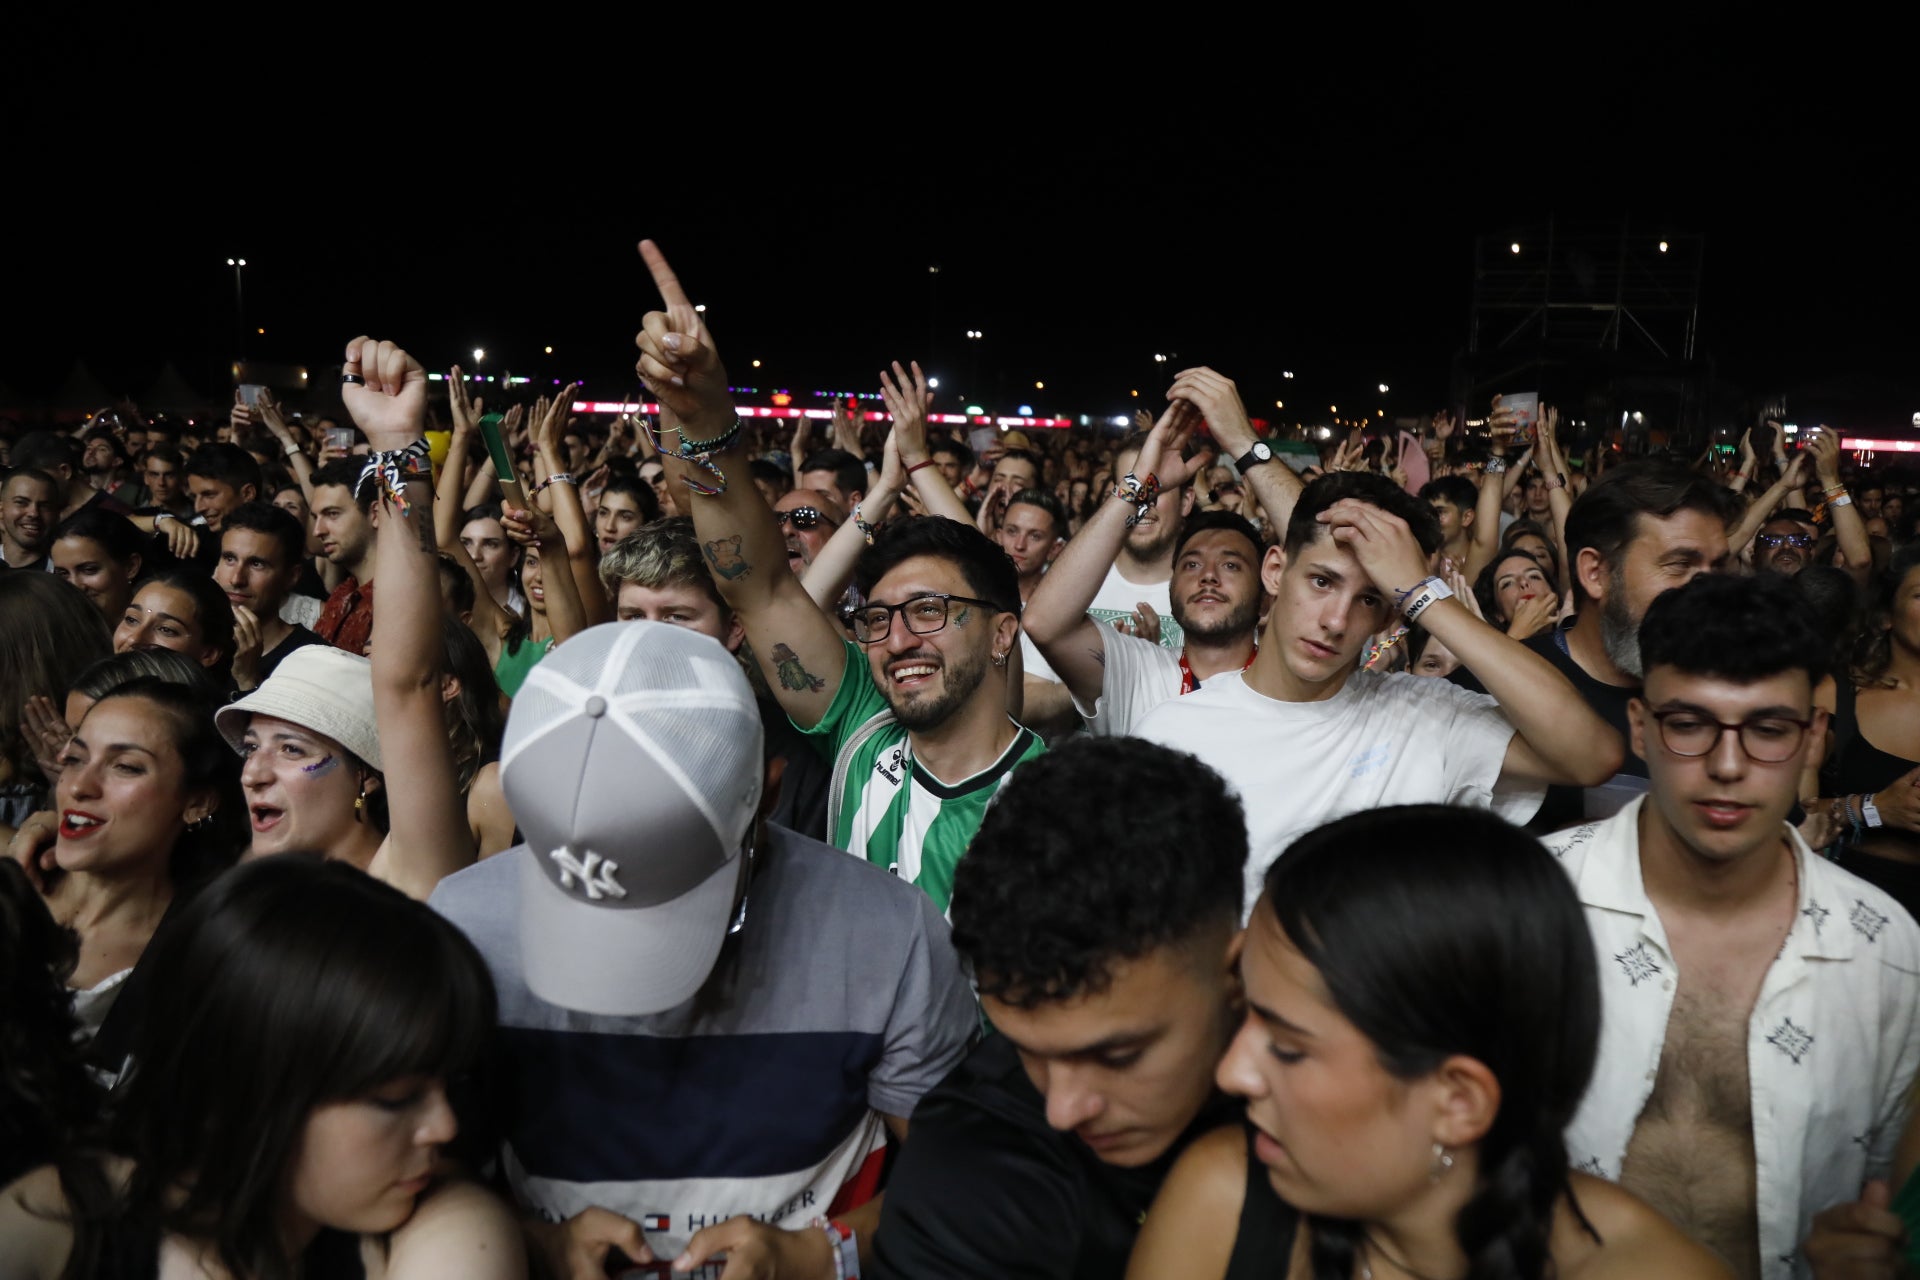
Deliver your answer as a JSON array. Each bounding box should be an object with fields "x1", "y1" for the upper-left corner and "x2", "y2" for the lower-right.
[
  {"x1": 636, "y1": 239, "x2": 1040, "y2": 911},
  {"x1": 1460, "y1": 458, "x2": 1734, "y2": 829},
  {"x1": 1753, "y1": 510, "x2": 1818, "y2": 577},
  {"x1": 1, "y1": 468, "x2": 60, "y2": 571},
  {"x1": 1026, "y1": 369, "x2": 1296, "y2": 737}
]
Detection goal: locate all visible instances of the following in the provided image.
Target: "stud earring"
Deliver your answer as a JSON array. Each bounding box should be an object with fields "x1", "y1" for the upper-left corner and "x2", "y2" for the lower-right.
[{"x1": 1430, "y1": 1142, "x2": 1454, "y2": 1182}]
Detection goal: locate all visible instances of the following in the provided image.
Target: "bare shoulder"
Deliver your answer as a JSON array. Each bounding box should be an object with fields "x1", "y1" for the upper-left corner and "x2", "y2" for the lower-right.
[
  {"x1": 379, "y1": 1178, "x2": 526, "y2": 1280},
  {"x1": 0, "y1": 1166, "x2": 76, "y2": 1280},
  {"x1": 1125, "y1": 1125, "x2": 1248, "y2": 1280},
  {"x1": 1556, "y1": 1175, "x2": 1732, "y2": 1280}
]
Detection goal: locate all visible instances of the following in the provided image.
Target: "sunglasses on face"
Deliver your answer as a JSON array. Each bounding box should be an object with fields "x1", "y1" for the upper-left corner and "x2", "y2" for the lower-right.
[
  {"x1": 776, "y1": 506, "x2": 838, "y2": 531},
  {"x1": 1756, "y1": 532, "x2": 1814, "y2": 551}
]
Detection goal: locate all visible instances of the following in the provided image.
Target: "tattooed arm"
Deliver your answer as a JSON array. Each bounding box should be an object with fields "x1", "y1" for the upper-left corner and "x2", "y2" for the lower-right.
[{"x1": 634, "y1": 241, "x2": 847, "y2": 728}]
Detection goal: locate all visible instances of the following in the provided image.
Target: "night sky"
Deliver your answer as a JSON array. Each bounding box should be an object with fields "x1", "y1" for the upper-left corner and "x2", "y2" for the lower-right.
[{"x1": 10, "y1": 35, "x2": 1915, "y2": 436}]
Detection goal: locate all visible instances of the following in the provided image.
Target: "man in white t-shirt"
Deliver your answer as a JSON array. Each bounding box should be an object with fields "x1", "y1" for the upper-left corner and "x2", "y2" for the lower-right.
[
  {"x1": 1084, "y1": 426, "x2": 1196, "y2": 650},
  {"x1": 1132, "y1": 460, "x2": 1624, "y2": 909},
  {"x1": 1025, "y1": 369, "x2": 1303, "y2": 738}
]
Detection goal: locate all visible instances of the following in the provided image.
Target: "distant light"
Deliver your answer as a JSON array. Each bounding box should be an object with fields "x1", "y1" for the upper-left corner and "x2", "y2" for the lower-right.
[
  {"x1": 256, "y1": 328, "x2": 265, "y2": 335},
  {"x1": 544, "y1": 346, "x2": 554, "y2": 354},
  {"x1": 1377, "y1": 409, "x2": 1385, "y2": 417},
  {"x1": 1782, "y1": 424, "x2": 1800, "y2": 435},
  {"x1": 1018, "y1": 404, "x2": 1033, "y2": 416},
  {"x1": 693, "y1": 304, "x2": 707, "y2": 313},
  {"x1": 966, "y1": 404, "x2": 985, "y2": 415},
  {"x1": 1510, "y1": 243, "x2": 1520, "y2": 254},
  {"x1": 1153, "y1": 354, "x2": 1167, "y2": 363},
  {"x1": 751, "y1": 359, "x2": 762, "y2": 368},
  {"x1": 1330, "y1": 404, "x2": 1338, "y2": 412},
  {"x1": 965, "y1": 330, "x2": 983, "y2": 339},
  {"x1": 928, "y1": 377, "x2": 940, "y2": 388},
  {"x1": 1912, "y1": 412, "x2": 1920, "y2": 428},
  {"x1": 238, "y1": 259, "x2": 246, "y2": 267},
  {"x1": 1275, "y1": 401, "x2": 1284, "y2": 409},
  {"x1": 1377, "y1": 383, "x2": 1389, "y2": 393},
  {"x1": 1316, "y1": 426, "x2": 1334, "y2": 440},
  {"x1": 1632, "y1": 411, "x2": 1644, "y2": 423},
  {"x1": 1035, "y1": 381, "x2": 1045, "y2": 390},
  {"x1": 1658, "y1": 240, "x2": 1669, "y2": 253},
  {"x1": 1283, "y1": 371, "x2": 1295, "y2": 379},
  {"x1": 1111, "y1": 415, "x2": 1129, "y2": 426},
  {"x1": 1130, "y1": 389, "x2": 1139, "y2": 397},
  {"x1": 928, "y1": 265, "x2": 941, "y2": 274},
  {"x1": 226, "y1": 258, "x2": 234, "y2": 265},
  {"x1": 473, "y1": 348, "x2": 485, "y2": 362}
]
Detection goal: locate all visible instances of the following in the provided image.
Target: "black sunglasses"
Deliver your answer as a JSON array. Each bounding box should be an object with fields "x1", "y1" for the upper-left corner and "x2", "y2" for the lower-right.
[{"x1": 776, "y1": 506, "x2": 838, "y2": 531}]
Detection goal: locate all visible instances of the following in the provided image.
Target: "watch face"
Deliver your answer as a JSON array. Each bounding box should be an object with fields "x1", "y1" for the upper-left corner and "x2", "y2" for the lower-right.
[{"x1": 1249, "y1": 443, "x2": 1272, "y2": 463}]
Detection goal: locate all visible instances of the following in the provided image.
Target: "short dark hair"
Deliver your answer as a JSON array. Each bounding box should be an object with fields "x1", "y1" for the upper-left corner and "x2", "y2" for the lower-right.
[
  {"x1": 1174, "y1": 509, "x2": 1263, "y2": 562},
  {"x1": 1005, "y1": 488, "x2": 1067, "y2": 539},
  {"x1": 1419, "y1": 475, "x2": 1478, "y2": 512},
  {"x1": 220, "y1": 501, "x2": 306, "y2": 570},
  {"x1": 994, "y1": 448, "x2": 1041, "y2": 476},
  {"x1": 11, "y1": 431, "x2": 80, "y2": 478},
  {"x1": 143, "y1": 445, "x2": 184, "y2": 471},
  {"x1": 1767, "y1": 507, "x2": 1817, "y2": 530},
  {"x1": 184, "y1": 444, "x2": 263, "y2": 498},
  {"x1": 951, "y1": 737, "x2": 1247, "y2": 1008},
  {"x1": 930, "y1": 439, "x2": 974, "y2": 471},
  {"x1": 601, "y1": 474, "x2": 661, "y2": 523},
  {"x1": 311, "y1": 458, "x2": 373, "y2": 515},
  {"x1": 1283, "y1": 471, "x2": 1444, "y2": 558},
  {"x1": 1638, "y1": 572, "x2": 1827, "y2": 686},
  {"x1": 799, "y1": 447, "x2": 867, "y2": 500},
  {"x1": 82, "y1": 425, "x2": 128, "y2": 464},
  {"x1": 854, "y1": 515, "x2": 1022, "y2": 618},
  {"x1": 1563, "y1": 459, "x2": 1732, "y2": 579}
]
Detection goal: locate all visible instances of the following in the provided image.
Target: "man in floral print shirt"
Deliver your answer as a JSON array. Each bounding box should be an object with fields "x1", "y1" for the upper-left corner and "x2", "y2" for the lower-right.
[{"x1": 1545, "y1": 574, "x2": 1920, "y2": 1280}]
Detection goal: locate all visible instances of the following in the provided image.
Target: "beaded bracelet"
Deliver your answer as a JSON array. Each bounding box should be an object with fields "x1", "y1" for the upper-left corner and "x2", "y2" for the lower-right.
[{"x1": 853, "y1": 502, "x2": 876, "y2": 546}]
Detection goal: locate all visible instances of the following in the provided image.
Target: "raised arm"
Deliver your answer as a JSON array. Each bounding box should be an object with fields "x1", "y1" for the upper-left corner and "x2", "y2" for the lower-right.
[
  {"x1": 1167, "y1": 366, "x2": 1304, "y2": 533},
  {"x1": 529, "y1": 384, "x2": 610, "y2": 624},
  {"x1": 633, "y1": 240, "x2": 847, "y2": 728},
  {"x1": 255, "y1": 390, "x2": 316, "y2": 503},
  {"x1": 438, "y1": 368, "x2": 484, "y2": 551},
  {"x1": 882, "y1": 361, "x2": 971, "y2": 522},
  {"x1": 340, "y1": 336, "x2": 475, "y2": 900},
  {"x1": 1809, "y1": 425, "x2": 1873, "y2": 585},
  {"x1": 1727, "y1": 452, "x2": 1808, "y2": 558},
  {"x1": 1534, "y1": 406, "x2": 1575, "y2": 558},
  {"x1": 1025, "y1": 404, "x2": 1198, "y2": 708},
  {"x1": 1319, "y1": 498, "x2": 1624, "y2": 789},
  {"x1": 804, "y1": 430, "x2": 905, "y2": 610}
]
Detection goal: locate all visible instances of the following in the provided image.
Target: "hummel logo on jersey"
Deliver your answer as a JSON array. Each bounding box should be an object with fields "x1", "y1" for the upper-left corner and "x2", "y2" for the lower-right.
[
  {"x1": 550, "y1": 847, "x2": 626, "y2": 901},
  {"x1": 874, "y1": 745, "x2": 906, "y2": 787}
]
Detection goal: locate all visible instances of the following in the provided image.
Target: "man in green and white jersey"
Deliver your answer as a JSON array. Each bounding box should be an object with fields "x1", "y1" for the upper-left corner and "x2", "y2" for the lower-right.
[{"x1": 636, "y1": 241, "x2": 1042, "y2": 909}]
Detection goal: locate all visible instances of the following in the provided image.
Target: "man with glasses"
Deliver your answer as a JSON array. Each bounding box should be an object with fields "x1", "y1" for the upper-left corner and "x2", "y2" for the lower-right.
[
  {"x1": 1753, "y1": 510, "x2": 1818, "y2": 578},
  {"x1": 1547, "y1": 573, "x2": 1920, "y2": 1279},
  {"x1": 633, "y1": 239, "x2": 1041, "y2": 911},
  {"x1": 773, "y1": 488, "x2": 846, "y2": 577}
]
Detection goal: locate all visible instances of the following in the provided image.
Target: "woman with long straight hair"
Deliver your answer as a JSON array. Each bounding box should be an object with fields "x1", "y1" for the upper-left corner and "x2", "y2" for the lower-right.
[
  {"x1": 0, "y1": 857, "x2": 523, "y2": 1279},
  {"x1": 1128, "y1": 806, "x2": 1725, "y2": 1280}
]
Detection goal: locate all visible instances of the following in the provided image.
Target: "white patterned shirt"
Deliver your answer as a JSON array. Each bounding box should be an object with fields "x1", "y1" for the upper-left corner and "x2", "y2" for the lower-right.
[{"x1": 1545, "y1": 799, "x2": 1920, "y2": 1279}]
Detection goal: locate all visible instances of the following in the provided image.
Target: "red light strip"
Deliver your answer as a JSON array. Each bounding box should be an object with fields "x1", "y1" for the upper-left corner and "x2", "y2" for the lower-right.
[
  {"x1": 1840, "y1": 438, "x2": 1920, "y2": 453},
  {"x1": 574, "y1": 402, "x2": 1071, "y2": 428}
]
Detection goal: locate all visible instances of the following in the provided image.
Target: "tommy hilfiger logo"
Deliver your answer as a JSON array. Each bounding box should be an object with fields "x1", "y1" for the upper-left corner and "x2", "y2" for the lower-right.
[{"x1": 550, "y1": 847, "x2": 625, "y2": 901}]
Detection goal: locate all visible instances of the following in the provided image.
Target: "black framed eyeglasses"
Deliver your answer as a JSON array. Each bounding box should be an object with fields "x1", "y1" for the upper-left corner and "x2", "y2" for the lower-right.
[
  {"x1": 776, "y1": 506, "x2": 838, "y2": 532},
  {"x1": 1649, "y1": 709, "x2": 1813, "y2": 764},
  {"x1": 1755, "y1": 532, "x2": 1814, "y2": 551},
  {"x1": 847, "y1": 592, "x2": 1003, "y2": 645}
]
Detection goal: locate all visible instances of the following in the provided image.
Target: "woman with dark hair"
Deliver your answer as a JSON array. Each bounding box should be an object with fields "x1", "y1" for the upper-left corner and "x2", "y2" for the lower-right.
[
  {"x1": 49, "y1": 507, "x2": 146, "y2": 624},
  {"x1": 1128, "y1": 806, "x2": 1722, "y2": 1280},
  {"x1": 112, "y1": 566, "x2": 236, "y2": 685},
  {"x1": 24, "y1": 678, "x2": 244, "y2": 1042},
  {"x1": 1473, "y1": 548, "x2": 1560, "y2": 642},
  {"x1": 1815, "y1": 542, "x2": 1920, "y2": 918},
  {"x1": 0, "y1": 575, "x2": 112, "y2": 835},
  {"x1": 1499, "y1": 519, "x2": 1564, "y2": 597},
  {"x1": 0, "y1": 857, "x2": 523, "y2": 1278}
]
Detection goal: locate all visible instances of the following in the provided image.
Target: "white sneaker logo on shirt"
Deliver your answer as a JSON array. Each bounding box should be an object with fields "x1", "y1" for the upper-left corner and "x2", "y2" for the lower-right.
[{"x1": 550, "y1": 847, "x2": 626, "y2": 901}]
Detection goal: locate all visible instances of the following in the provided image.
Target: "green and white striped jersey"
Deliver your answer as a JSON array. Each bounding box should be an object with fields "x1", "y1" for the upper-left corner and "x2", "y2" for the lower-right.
[{"x1": 803, "y1": 642, "x2": 1045, "y2": 912}]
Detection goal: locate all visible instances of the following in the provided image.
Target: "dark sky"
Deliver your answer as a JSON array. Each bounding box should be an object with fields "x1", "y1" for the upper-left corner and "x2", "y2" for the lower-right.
[{"x1": 10, "y1": 35, "x2": 1915, "y2": 434}]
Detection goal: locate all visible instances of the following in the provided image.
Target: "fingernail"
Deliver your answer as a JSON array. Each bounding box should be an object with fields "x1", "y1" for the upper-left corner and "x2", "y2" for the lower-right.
[
  {"x1": 670, "y1": 375, "x2": 685, "y2": 387},
  {"x1": 664, "y1": 334, "x2": 682, "y2": 352}
]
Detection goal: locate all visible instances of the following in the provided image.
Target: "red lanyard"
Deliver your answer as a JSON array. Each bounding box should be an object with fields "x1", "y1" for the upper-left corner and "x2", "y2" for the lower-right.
[{"x1": 1178, "y1": 646, "x2": 1256, "y2": 695}]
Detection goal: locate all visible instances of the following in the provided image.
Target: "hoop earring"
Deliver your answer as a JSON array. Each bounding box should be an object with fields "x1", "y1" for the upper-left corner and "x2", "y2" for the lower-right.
[
  {"x1": 992, "y1": 651, "x2": 1008, "y2": 667},
  {"x1": 1430, "y1": 1142, "x2": 1454, "y2": 1182}
]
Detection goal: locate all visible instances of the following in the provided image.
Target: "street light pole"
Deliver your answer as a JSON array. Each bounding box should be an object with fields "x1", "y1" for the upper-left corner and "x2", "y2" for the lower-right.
[{"x1": 227, "y1": 258, "x2": 247, "y2": 361}]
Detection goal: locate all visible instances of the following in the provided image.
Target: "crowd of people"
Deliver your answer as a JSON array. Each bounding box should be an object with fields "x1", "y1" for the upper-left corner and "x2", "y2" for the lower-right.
[{"x1": 3, "y1": 238, "x2": 1920, "y2": 1280}]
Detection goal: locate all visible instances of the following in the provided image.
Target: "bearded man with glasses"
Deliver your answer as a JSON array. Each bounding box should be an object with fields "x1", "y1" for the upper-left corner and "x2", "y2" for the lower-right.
[{"x1": 1546, "y1": 572, "x2": 1920, "y2": 1280}]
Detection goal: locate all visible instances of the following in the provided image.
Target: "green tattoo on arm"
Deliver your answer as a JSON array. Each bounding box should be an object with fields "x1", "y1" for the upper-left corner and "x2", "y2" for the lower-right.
[
  {"x1": 702, "y1": 534, "x2": 751, "y2": 581},
  {"x1": 769, "y1": 643, "x2": 827, "y2": 693}
]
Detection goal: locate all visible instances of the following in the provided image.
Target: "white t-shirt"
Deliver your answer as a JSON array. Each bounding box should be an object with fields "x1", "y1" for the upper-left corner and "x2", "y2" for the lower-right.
[
  {"x1": 1070, "y1": 628, "x2": 1182, "y2": 737},
  {"x1": 1018, "y1": 630, "x2": 1061, "y2": 684},
  {"x1": 1133, "y1": 668, "x2": 1543, "y2": 912},
  {"x1": 1087, "y1": 562, "x2": 1182, "y2": 651}
]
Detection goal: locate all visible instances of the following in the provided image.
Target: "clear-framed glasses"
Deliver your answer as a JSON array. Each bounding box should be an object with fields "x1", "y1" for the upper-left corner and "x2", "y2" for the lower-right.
[
  {"x1": 847, "y1": 592, "x2": 1002, "y2": 646},
  {"x1": 775, "y1": 506, "x2": 838, "y2": 532},
  {"x1": 1650, "y1": 709, "x2": 1813, "y2": 764}
]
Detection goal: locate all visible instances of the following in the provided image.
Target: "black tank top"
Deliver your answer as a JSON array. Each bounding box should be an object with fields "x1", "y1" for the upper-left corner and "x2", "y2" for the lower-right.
[
  {"x1": 1825, "y1": 679, "x2": 1920, "y2": 924},
  {"x1": 1223, "y1": 1125, "x2": 1301, "y2": 1280}
]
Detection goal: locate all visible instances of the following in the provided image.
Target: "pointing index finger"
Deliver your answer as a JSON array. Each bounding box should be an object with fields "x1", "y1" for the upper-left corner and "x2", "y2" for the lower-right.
[{"x1": 638, "y1": 239, "x2": 692, "y2": 310}]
